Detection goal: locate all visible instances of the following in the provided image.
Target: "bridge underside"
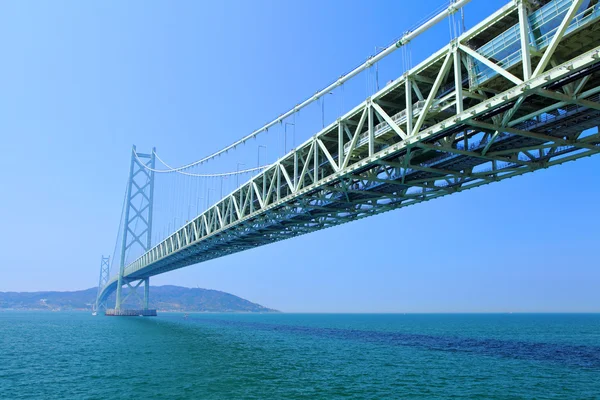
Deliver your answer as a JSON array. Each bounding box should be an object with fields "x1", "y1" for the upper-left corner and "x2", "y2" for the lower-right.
[{"x1": 99, "y1": 0, "x2": 600, "y2": 304}]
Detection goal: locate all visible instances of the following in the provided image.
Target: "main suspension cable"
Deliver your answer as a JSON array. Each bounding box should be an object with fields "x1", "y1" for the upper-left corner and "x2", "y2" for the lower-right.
[
  {"x1": 109, "y1": 180, "x2": 128, "y2": 278},
  {"x1": 131, "y1": 0, "x2": 470, "y2": 173},
  {"x1": 134, "y1": 150, "x2": 269, "y2": 177}
]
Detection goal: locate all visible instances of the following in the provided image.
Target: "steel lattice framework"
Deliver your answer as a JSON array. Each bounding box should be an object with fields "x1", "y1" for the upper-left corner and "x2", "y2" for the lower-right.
[
  {"x1": 98, "y1": 0, "x2": 600, "y2": 306},
  {"x1": 100, "y1": 146, "x2": 156, "y2": 311},
  {"x1": 94, "y1": 256, "x2": 110, "y2": 311}
]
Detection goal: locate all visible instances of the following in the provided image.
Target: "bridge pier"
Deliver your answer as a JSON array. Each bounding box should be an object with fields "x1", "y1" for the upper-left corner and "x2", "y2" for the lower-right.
[
  {"x1": 144, "y1": 277, "x2": 149, "y2": 310},
  {"x1": 106, "y1": 309, "x2": 157, "y2": 317},
  {"x1": 115, "y1": 272, "x2": 124, "y2": 310},
  {"x1": 106, "y1": 278, "x2": 156, "y2": 316}
]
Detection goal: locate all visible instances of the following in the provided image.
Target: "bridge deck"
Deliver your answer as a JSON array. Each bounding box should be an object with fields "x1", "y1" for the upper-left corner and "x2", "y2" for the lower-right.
[{"x1": 99, "y1": 0, "x2": 600, "y2": 304}]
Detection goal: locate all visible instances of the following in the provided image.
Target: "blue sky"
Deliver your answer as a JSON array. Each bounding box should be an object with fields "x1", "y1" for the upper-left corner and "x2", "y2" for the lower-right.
[{"x1": 0, "y1": 0, "x2": 598, "y2": 312}]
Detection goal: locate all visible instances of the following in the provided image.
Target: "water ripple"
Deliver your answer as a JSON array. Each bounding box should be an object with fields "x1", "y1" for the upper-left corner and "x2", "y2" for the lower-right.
[{"x1": 189, "y1": 317, "x2": 600, "y2": 368}]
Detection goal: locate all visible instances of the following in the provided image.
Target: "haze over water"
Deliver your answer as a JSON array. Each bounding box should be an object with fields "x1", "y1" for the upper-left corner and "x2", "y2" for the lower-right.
[{"x1": 1, "y1": 312, "x2": 599, "y2": 399}]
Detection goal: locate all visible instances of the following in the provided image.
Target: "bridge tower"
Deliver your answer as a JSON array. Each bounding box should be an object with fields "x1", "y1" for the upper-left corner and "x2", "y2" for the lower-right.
[
  {"x1": 114, "y1": 145, "x2": 156, "y2": 313},
  {"x1": 94, "y1": 256, "x2": 111, "y2": 312}
]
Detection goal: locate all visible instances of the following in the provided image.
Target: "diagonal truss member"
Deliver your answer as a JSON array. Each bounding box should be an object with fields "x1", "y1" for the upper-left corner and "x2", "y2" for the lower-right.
[
  {"x1": 115, "y1": 146, "x2": 155, "y2": 310},
  {"x1": 94, "y1": 255, "x2": 110, "y2": 311}
]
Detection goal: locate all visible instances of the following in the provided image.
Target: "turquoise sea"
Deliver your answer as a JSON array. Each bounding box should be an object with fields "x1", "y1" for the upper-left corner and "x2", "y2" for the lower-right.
[{"x1": 0, "y1": 312, "x2": 599, "y2": 399}]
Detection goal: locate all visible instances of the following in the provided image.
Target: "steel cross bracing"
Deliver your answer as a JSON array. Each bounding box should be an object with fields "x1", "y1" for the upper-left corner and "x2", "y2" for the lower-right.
[
  {"x1": 114, "y1": 146, "x2": 155, "y2": 310},
  {"x1": 94, "y1": 256, "x2": 110, "y2": 311},
  {"x1": 98, "y1": 0, "x2": 600, "y2": 304}
]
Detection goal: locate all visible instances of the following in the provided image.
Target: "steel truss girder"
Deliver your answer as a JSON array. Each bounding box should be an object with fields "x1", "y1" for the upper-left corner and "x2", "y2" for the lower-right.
[{"x1": 98, "y1": 1, "x2": 600, "y2": 304}]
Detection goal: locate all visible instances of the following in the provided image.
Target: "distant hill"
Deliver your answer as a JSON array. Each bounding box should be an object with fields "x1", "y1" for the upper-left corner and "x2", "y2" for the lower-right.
[{"x1": 0, "y1": 285, "x2": 277, "y2": 312}]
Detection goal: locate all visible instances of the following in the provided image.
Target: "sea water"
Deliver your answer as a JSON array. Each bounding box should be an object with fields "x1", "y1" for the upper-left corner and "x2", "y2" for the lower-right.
[{"x1": 0, "y1": 312, "x2": 599, "y2": 399}]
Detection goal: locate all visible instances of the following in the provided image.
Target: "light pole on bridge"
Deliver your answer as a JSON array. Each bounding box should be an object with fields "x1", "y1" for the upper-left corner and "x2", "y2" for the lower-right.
[
  {"x1": 258, "y1": 145, "x2": 267, "y2": 167},
  {"x1": 206, "y1": 188, "x2": 215, "y2": 210},
  {"x1": 284, "y1": 122, "x2": 295, "y2": 153},
  {"x1": 196, "y1": 196, "x2": 204, "y2": 215},
  {"x1": 375, "y1": 46, "x2": 386, "y2": 92},
  {"x1": 236, "y1": 162, "x2": 245, "y2": 187},
  {"x1": 321, "y1": 92, "x2": 333, "y2": 129}
]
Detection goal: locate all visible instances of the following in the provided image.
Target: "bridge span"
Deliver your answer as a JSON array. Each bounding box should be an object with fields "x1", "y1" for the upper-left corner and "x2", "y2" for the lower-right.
[{"x1": 97, "y1": 0, "x2": 600, "y2": 312}]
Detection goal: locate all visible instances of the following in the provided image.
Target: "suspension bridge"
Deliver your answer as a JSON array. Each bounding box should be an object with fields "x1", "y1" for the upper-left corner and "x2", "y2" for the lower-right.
[{"x1": 95, "y1": 0, "x2": 600, "y2": 315}]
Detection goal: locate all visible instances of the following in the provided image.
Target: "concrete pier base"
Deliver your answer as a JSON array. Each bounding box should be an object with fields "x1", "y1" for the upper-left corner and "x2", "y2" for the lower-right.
[{"x1": 105, "y1": 309, "x2": 157, "y2": 317}]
